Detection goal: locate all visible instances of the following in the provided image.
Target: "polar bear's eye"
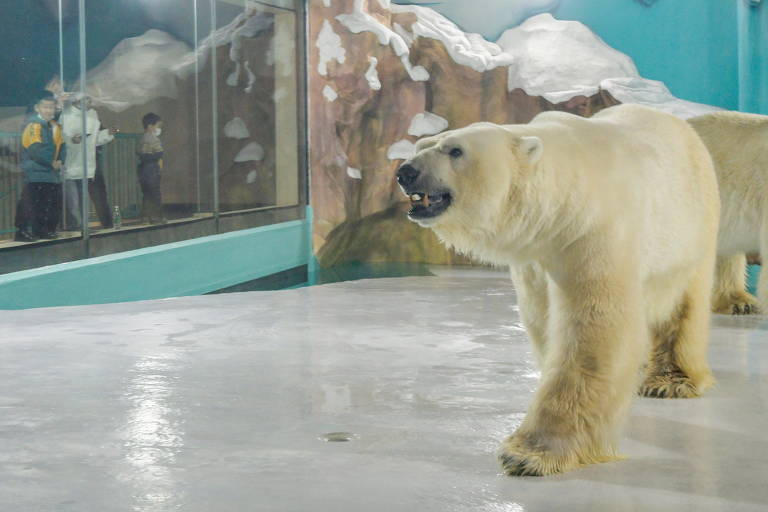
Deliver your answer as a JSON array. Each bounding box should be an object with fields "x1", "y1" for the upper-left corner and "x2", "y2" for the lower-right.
[{"x1": 449, "y1": 147, "x2": 463, "y2": 159}]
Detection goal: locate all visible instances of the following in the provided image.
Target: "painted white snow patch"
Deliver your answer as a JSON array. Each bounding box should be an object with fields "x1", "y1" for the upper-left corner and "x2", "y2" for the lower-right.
[
  {"x1": 323, "y1": 85, "x2": 338, "y2": 102},
  {"x1": 317, "y1": 20, "x2": 346, "y2": 76},
  {"x1": 228, "y1": 11, "x2": 269, "y2": 63},
  {"x1": 246, "y1": 170, "x2": 258, "y2": 184},
  {"x1": 366, "y1": 57, "x2": 381, "y2": 90},
  {"x1": 601, "y1": 77, "x2": 722, "y2": 119},
  {"x1": 224, "y1": 117, "x2": 250, "y2": 139},
  {"x1": 387, "y1": 139, "x2": 416, "y2": 160},
  {"x1": 226, "y1": 62, "x2": 241, "y2": 86},
  {"x1": 408, "y1": 112, "x2": 448, "y2": 137},
  {"x1": 401, "y1": 57, "x2": 429, "y2": 81},
  {"x1": 322, "y1": 0, "x2": 331, "y2": 6},
  {"x1": 235, "y1": 142, "x2": 265, "y2": 162},
  {"x1": 78, "y1": 30, "x2": 191, "y2": 112},
  {"x1": 390, "y1": 4, "x2": 515, "y2": 72},
  {"x1": 244, "y1": 60, "x2": 256, "y2": 93},
  {"x1": 337, "y1": 2, "x2": 429, "y2": 81},
  {"x1": 347, "y1": 167, "x2": 362, "y2": 179},
  {"x1": 497, "y1": 14, "x2": 639, "y2": 103},
  {"x1": 393, "y1": 23, "x2": 414, "y2": 47}
]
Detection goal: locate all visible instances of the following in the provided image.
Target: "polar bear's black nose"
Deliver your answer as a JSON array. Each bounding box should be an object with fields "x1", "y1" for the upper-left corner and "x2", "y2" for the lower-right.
[{"x1": 396, "y1": 164, "x2": 420, "y2": 188}]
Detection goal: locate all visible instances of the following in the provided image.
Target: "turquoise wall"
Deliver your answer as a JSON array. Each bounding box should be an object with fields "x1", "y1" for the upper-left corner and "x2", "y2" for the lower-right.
[
  {"x1": 0, "y1": 216, "x2": 312, "y2": 310},
  {"x1": 553, "y1": 0, "x2": 739, "y2": 110},
  {"x1": 738, "y1": 1, "x2": 768, "y2": 114}
]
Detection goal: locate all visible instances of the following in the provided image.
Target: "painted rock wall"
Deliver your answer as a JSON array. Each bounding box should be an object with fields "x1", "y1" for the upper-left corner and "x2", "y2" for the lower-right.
[{"x1": 308, "y1": 0, "x2": 619, "y2": 267}]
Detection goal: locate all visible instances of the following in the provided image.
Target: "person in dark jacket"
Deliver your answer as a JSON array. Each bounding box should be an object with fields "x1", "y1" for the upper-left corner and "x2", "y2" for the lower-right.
[
  {"x1": 137, "y1": 112, "x2": 166, "y2": 224},
  {"x1": 14, "y1": 94, "x2": 66, "y2": 242}
]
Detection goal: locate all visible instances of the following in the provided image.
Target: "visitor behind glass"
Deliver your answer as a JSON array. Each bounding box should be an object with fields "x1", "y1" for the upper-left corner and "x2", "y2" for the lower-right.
[
  {"x1": 14, "y1": 93, "x2": 66, "y2": 242},
  {"x1": 137, "y1": 112, "x2": 166, "y2": 224},
  {"x1": 60, "y1": 94, "x2": 118, "y2": 230}
]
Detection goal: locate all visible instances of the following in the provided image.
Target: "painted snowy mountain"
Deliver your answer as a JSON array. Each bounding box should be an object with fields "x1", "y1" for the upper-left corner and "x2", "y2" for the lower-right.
[
  {"x1": 77, "y1": 9, "x2": 273, "y2": 112},
  {"x1": 310, "y1": 0, "x2": 720, "y2": 265}
]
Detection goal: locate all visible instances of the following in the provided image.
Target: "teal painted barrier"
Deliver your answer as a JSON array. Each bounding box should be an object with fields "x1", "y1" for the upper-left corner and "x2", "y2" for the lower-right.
[
  {"x1": 0, "y1": 217, "x2": 312, "y2": 310},
  {"x1": 747, "y1": 264, "x2": 760, "y2": 297}
]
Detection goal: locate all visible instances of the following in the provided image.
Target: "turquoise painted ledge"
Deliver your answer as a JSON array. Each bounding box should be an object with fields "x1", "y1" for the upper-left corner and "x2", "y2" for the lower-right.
[
  {"x1": 0, "y1": 218, "x2": 311, "y2": 310},
  {"x1": 747, "y1": 264, "x2": 760, "y2": 297}
]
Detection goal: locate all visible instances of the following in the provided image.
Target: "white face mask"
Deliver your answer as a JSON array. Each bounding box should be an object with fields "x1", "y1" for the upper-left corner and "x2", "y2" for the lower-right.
[{"x1": 153, "y1": 128, "x2": 162, "y2": 137}]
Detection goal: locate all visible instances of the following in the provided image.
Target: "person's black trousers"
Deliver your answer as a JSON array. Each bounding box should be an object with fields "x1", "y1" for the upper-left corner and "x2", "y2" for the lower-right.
[
  {"x1": 137, "y1": 167, "x2": 163, "y2": 222},
  {"x1": 15, "y1": 182, "x2": 62, "y2": 236}
]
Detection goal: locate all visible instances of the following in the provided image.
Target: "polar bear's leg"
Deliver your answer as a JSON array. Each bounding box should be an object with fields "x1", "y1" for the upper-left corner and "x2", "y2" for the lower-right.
[
  {"x1": 641, "y1": 263, "x2": 715, "y2": 398},
  {"x1": 510, "y1": 263, "x2": 549, "y2": 365},
  {"x1": 500, "y1": 270, "x2": 646, "y2": 476},
  {"x1": 711, "y1": 253, "x2": 757, "y2": 315}
]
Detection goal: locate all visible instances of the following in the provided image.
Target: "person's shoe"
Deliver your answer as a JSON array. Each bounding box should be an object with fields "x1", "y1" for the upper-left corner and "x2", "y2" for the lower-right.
[
  {"x1": 39, "y1": 231, "x2": 59, "y2": 240},
  {"x1": 13, "y1": 229, "x2": 38, "y2": 242}
]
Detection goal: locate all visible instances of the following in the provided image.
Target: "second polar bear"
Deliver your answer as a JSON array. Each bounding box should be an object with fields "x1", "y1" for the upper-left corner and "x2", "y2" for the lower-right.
[
  {"x1": 396, "y1": 104, "x2": 720, "y2": 476},
  {"x1": 688, "y1": 111, "x2": 768, "y2": 314}
]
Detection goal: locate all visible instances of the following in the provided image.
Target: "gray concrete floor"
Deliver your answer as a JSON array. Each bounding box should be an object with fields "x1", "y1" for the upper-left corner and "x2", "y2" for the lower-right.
[{"x1": 1, "y1": 268, "x2": 767, "y2": 511}]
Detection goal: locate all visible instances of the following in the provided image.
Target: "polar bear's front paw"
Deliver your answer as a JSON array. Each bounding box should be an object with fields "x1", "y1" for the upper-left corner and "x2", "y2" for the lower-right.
[
  {"x1": 640, "y1": 372, "x2": 699, "y2": 398},
  {"x1": 498, "y1": 435, "x2": 574, "y2": 477},
  {"x1": 712, "y1": 291, "x2": 758, "y2": 315}
]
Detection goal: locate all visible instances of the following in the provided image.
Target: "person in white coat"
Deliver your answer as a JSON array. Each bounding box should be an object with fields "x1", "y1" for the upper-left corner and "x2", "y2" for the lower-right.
[{"x1": 60, "y1": 95, "x2": 118, "y2": 230}]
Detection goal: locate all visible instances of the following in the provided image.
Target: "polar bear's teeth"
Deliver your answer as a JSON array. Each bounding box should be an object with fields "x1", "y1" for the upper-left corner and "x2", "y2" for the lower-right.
[{"x1": 410, "y1": 193, "x2": 430, "y2": 207}]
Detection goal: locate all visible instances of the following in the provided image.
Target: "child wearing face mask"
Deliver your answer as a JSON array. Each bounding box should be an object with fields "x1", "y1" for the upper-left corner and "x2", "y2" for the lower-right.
[{"x1": 137, "y1": 112, "x2": 166, "y2": 224}]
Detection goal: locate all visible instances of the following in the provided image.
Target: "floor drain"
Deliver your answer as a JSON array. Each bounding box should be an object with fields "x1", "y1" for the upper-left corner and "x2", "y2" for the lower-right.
[{"x1": 319, "y1": 432, "x2": 357, "y2": 442}]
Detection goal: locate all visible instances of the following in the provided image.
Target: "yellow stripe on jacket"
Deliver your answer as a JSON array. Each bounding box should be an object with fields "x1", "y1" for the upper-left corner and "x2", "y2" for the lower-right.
[
  {"x1": 52, "y1": 121, "x2": 63, "y2": 161},
  {"x1": 21, "y1": 123, "x2": 42, "y2": 149}
]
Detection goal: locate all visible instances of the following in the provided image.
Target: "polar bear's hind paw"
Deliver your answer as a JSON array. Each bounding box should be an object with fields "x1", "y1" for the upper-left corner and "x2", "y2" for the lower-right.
[{"x1": 713, "y1": 291, "x2": 758, "y2": 315}]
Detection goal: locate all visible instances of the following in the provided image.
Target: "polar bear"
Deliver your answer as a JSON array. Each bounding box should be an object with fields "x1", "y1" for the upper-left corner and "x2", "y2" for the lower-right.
[
  {"x1": 688, "y1": 111, "x2": 768, "y2": 315},
  {"x1": 395, "y1": 104, "x2": 720, "y2": 476}
]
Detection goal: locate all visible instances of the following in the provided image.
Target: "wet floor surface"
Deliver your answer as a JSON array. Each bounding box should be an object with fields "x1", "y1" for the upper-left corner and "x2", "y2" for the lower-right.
[{"x1": 1, "y1": 268, "x2": 767, "y2": 511}]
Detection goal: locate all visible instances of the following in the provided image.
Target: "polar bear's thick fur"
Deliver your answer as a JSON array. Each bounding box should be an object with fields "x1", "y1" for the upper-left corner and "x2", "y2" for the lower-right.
[
  {"x1": 396, "y1": 104, "x2": 720, "y2": 476},
  {"x1": 688, "y1": 111, "x2": 768, "y2": 315}
]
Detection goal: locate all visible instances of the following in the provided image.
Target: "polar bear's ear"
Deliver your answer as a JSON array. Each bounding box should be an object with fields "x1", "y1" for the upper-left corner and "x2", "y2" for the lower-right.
[{"x1": 519, "y1": 136, "x2": 543, "y2": 165}]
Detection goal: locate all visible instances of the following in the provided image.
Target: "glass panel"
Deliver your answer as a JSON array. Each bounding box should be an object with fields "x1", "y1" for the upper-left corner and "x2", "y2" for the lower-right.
[
  {"x1": 81, "y1": 0, "x2": 212, "y2": 235},
  {"x1": 0, "y1": 1, "x2": 81, "y2": 253},
  {"x1": 216, "y1": 0, "x2": 301, "y2": 214},
  {"x1": 0, "y1": 0, "x2": 306, "y2": 275}
]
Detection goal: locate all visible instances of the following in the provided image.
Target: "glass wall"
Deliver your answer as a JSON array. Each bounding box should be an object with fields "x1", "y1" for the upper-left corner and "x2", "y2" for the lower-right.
[{"x1": 0, "y1": 0, "x2": 306, "y2": 275}]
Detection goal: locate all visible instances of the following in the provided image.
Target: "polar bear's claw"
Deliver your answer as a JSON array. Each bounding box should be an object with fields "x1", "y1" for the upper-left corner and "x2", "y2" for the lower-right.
[
  {"x1": 498, "y1": 435, "x2": 574, "y2": 477},
  {"x1": 640, "y1": 372, "x2": 699, "y2": 399},
  {"x1": 713, "y1": 291, "x2": 758, "y2": 315}
]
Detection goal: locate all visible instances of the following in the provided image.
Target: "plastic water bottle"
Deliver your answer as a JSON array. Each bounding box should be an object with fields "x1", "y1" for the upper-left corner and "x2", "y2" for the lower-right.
[{"x1": 112, "y1": 205, "x2": 122, "y2": 230}]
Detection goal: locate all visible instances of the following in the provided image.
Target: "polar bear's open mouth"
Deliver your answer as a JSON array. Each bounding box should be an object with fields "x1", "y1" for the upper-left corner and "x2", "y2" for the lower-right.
[{"x1": 408, "y1": 190, "x2": 453, "y2": 219}]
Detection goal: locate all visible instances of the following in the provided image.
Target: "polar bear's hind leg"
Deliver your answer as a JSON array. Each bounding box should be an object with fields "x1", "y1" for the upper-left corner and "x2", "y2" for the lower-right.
[
  {"x1": 641, "y1": 263, "x2": 715, "y2": 399},
  {"x1": 711, "y1": 253, "x2": 757, "y2": 315}
]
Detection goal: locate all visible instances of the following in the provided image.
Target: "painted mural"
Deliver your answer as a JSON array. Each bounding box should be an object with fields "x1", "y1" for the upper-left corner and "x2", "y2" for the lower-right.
[{"x1": 308, "y1": 0, "x2": 718, "y2": 267}]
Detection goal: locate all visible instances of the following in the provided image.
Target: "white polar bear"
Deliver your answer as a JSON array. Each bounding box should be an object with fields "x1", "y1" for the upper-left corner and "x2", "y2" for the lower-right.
[
  {"x1": 688, "y1": 111, "x2": 768, "y2": 315},
  {"x1": 396, "y1": 104, "x2": 720, "y2": 476}
]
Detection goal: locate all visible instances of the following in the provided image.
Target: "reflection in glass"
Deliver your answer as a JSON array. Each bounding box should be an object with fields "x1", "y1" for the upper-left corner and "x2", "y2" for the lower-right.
[
  {"x1": 215, "y1": 1, "x2": 300, "y2": 213},
  {"x1": 1, "y1": 0, "x2": 305, "y2": 269}
]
